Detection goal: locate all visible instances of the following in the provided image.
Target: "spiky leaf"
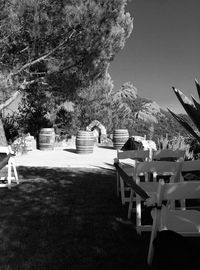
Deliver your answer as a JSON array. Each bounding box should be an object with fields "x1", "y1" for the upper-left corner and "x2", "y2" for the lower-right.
[
  {"x1": 195, "y1": 79, "x2": 200, "y2": 100},
  {"x1": 168, "y1": 109, "x2": 200, "y2": 143},
  {"x1": 191, "y1": 96, "x2": 200, "y2": 111},
  {"x1": 172, "y1": 87, "x2": 200, "y2": 132}
]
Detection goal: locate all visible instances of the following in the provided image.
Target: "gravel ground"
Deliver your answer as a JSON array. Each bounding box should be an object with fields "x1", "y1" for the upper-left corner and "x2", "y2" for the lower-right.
[{"x1": 15, "y1": 145, "x2": 117, "y2": 169}]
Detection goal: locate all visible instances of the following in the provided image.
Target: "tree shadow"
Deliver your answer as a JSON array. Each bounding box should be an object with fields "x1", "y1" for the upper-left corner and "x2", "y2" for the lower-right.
[
  {"x1": 63, "y1": 148, "x2": 78, "y2": 154},
  {"x1": 0, "y1": 166, "x2": 149, "y2": 269},
  {"x1": 97, "y1": 145, "x2": 114, "y2": 150}
]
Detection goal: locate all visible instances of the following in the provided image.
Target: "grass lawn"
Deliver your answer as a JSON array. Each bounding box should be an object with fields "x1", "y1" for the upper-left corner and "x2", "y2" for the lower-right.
[{"x1": 0, "y1": 166, "x2": 150, "y2": 270}]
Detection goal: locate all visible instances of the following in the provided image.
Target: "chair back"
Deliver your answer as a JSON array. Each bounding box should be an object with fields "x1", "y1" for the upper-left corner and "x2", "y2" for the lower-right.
[
  {"x1": 135, "y1": 160, "x2": 181, "y2": 182},
  {"x1": 152, "y1": 149, "x2": 185, "y2": 161},
  {"x1": 117, "y1": 149, "x2": 150, "y2": 161},
  {"x1": 158, "y1": 180, "x2": 200, "y2": 202},
  {"x1": 0, "y1": 146, "x2": 9, "y2": 155},
  {"x1": 128, "y1": 160, "x2": 182, "y2": 231},
  {"x1": 147, "y1": 179, "x2": 200, "y2": 266},
  {"x1": 182, "y1": 159, "x2": 200, "y2": 172}
]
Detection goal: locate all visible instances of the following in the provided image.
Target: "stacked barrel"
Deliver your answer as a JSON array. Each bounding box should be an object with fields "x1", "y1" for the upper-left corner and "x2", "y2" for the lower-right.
[
  {"x1": 113, "y1": 129, "x2": 129, "y2": 150},
  {"x1": 39, "y1": 128, "x2": 55, "y2": 150},
  {"x1": 76, "y1": 130, "x2": 94, "y2": 154}
]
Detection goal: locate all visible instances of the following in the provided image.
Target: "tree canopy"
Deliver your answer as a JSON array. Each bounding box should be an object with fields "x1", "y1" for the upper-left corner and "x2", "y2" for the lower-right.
[{"x1": 0, "y1": 0, "x2": 133, "y2": 100}]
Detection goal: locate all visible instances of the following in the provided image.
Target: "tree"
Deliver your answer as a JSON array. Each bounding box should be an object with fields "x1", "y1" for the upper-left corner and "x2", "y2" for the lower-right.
[
  {"x1": 0, "y1": 0, "x2": 133, "y2": 99},
  {"x1": 74, "y1": 76, "x2": 138, "y2": 133},
  {"x1": 0, "y1": 0, "x2": 133, "y2": 138},
  {"x1": 111, "y1": 81, "x2": 138, "y2": 129},
  {"x1": 0, "y1": 0, "x2": 133, "y2": 137}
]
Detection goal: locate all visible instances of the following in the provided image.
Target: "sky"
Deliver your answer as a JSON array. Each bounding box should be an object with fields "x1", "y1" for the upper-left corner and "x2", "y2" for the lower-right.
[{"x1": 109, "y1": 0, "x2": 200, "y2": 113}]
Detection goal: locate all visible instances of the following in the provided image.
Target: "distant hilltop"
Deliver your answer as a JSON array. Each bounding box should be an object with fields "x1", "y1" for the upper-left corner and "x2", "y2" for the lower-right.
[
  {"x1": 127, "y1": 93, "x2": 189, "y2": 139},
  {"x1": 135, "y1": 100, "x2": 165, "y2": 124}
]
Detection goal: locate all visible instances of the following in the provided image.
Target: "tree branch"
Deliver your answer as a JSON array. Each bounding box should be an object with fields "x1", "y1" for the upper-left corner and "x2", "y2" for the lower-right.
[
  {"x1": 11, "y1": 29, "x2": 77, "y2": 77},
  {"x1": 0, "y1": 91, "x2": 21, "y2": 111}
]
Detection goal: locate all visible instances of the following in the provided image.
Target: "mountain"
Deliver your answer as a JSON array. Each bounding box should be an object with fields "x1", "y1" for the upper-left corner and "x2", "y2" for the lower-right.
[
  {"x1": 125, "y1": 94, "x2": 190, "y2": 140},
  {"x1": 135, "y1": 101, "x2": 165, "y2": 124}
]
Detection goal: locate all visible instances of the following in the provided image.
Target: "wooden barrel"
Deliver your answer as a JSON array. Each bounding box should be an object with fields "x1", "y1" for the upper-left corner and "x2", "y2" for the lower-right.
[
  {"x1": 113, "y1": 129, "x2": 129, "y2": 150},
  {"x1": 39, "y1": 128, "x2": 55, "y2": 150},
  {"x1": 76, "y1": 130, "x2": 94, "y2": 154}
]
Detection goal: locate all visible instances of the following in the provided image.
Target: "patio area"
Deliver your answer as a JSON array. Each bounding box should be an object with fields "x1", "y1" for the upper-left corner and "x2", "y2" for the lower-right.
[
  {"x1": 0, "y1": 147, "x2": 152, "y2": 270},
  {"x1": 2, "y1": 146, "x2": 200, "y2": 269},
  {"x1": 0, "y1": 165, "x2": 150, "y2": 269},
  {"x1": 14, "y1": 145, "x2": 117, "y2": 170}
]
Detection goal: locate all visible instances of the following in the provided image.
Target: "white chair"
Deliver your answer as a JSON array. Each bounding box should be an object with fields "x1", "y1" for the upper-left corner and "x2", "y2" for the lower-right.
[
  {"x1": 0, "y1": 145, "x2": 19, "y2": 188},
  {"x1": 152, "y1": 149, "x2": 185, "y2": 161},
  {"x1": 128, "y1": 160, "x2": 182, "y2": 234},
  {"x1": 178, "y1": 159, "x2": 200, "y2": 210},
  {"x1": 114, "y1": 149, "x2": 150, "y2": 205},
  {"x1": 147, "y1": 180, "x2": 200, "y2": 266},
  {"x1": 182, "y1": 159, "x2": 200, "y2": 173}
]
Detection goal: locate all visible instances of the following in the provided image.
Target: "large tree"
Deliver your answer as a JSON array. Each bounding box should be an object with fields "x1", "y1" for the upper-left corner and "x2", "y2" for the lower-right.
[
  {"x1": 0, "y1": 0, "x2": 133, "y2": 103},
  {"x1": 74, "y1": 77, "x2": 138, "y2": 133}
]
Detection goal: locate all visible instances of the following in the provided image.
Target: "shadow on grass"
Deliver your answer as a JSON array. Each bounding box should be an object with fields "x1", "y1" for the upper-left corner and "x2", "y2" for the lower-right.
[{"x1": 0, "y1": 166, "x2": 150, "y2": 270}]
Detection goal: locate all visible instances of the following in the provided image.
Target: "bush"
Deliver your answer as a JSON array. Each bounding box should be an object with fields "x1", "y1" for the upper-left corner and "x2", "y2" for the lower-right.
[{"x1": 1, "y1": 113, "x2": 19, "y2": 144}]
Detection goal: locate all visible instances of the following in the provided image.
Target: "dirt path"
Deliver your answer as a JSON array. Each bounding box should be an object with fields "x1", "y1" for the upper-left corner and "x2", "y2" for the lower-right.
[{"x1": 15, "y1": 145, "x2": 117, "y2": 169}]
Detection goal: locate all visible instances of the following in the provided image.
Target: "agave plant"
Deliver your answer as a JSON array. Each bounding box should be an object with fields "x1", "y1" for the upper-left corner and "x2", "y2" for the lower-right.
[{"x1": 168, "y1": 79, "x2": 200, "y2": 144}]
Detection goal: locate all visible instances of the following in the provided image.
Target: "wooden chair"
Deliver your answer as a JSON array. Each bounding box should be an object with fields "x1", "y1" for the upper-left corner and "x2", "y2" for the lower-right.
[
  {"x1": 128, "y1": 160, "x2": 182, "y2": 234},
  {"x1": 152, "y1": 149, "x2": 185, "y2": 161},
  {"x1": 147, "y1": 180, "x2": 200, "y2": 266},
  {"x1": 178, "y1": 159, "x2": 200, "y2": 210},
  {"x1": 0, "y1": 146, "x2": 19, "y2": 187},
  {"x1": 182, "y1": 159, "x2": 200, "y2": 174},
  {"x1": 0, "y1": 119, "x2": 19, "y2": 188},
  {"x1": 114, "y1": 149, "x2": 150, "y2": 205}
]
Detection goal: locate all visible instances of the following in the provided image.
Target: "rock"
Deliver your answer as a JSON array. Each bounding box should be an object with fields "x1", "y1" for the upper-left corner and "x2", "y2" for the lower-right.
[
  {"x1": 135, "y1": 111, "x2": 158, "y2": 124},
  {"x1": 134, "y1": 101, "x2": 166, "y2": 124},
  {"x1": 143, "y1": 101, "x2": 161, "y2": 114}
]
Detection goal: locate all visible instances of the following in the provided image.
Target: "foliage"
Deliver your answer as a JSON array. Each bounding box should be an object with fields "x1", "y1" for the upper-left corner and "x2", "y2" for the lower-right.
[
  {"x1": 111, "y1": 82, "x2": 138, "y2": 130},
  {"x1": 67, "y1": 74, "x2": 192, "y2": 141},
  {"x1": 153, "y1": 110, "x2": 189, "y2": 141},
  {"x1": 168, "y1": 79, "x2": 200, "y2": 143},
  {"x1": 0, "y1": 0, "x2": 133, "y2": 97},
  {"x1": 0, "y1": 0, "x2": 133, "y2": 137},
  {"x1": 188, "y1": 138, "x2": 200, "y2": 160},
  {"x1": 156, "y1": 133, "x2": 187, "y2": 150},
  {"x1": 167, "y1": 79, "x2": 200, "y2": 159},
  {"x1": 54, "y1": 107, "x2": 79, "y2": 136},
  {"x1": 16, "y1": 81, "x2": 55, "y2": 138},
  {"x1": 74, "y1": 76, "x2": 138, "y2": 133},
  {"x1": 0, "y1": 113, "x2": 19, "y2": 144},
  {"x1": 128, "y1": 118, "x2": 151, "y2": 137}
]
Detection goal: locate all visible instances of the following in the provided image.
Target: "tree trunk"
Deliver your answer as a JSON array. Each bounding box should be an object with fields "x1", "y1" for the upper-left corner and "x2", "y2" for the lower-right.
[
  {"x1": 0, "y1": 91, "x2": 20, "y2": 111},
  {"x1": 0, "y1": 118, "x2": 8, "y2": 146}
]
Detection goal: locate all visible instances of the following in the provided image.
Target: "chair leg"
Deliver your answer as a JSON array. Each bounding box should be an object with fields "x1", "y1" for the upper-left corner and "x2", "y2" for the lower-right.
[
  {"x1": 120, "y1": 177, "x2": 126, "y2": 205},
  {"x1": 147, "y1": 235, "x2": 154, "y2": 266},
  {"x1": 136, "y1": 195, "x2": 142, "y2": 235},
  {"x1": 7, "y1": 158, "x2": 19, "y2": 188},
  {"x1": 180, "y1": 199, "x2": 186, "y2": 210},
  {"x1": 11, "y1": 158, "x2": 19, "y2": 184},
  {"x1": 116, "y1": 172, "x2": 120, "y2": 197},
  {"x1": 128, "y1": 189, "x2": 134, "y2": 219},
  {"x1": 147, "y1": 209, "x2": 160, "y2": 266},
  {"x1": 7, "y1": 159, "x2": 12, "y2": 189}
]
